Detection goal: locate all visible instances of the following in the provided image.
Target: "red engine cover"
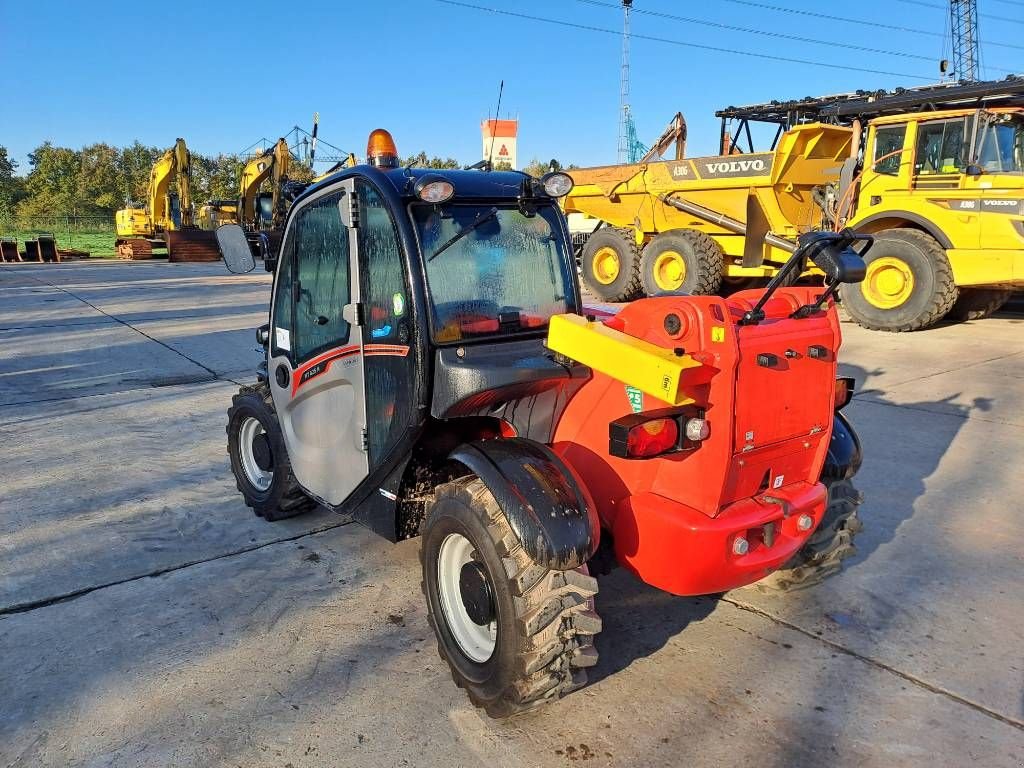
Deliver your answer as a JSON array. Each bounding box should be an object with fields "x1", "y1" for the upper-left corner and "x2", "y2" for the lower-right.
[{"x1": 553, "y1": 288, "x2": 842, "y2": 596}]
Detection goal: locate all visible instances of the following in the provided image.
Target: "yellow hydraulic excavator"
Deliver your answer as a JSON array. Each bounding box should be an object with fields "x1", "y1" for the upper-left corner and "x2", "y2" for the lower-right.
[
  {"x1": 238, "y1": 138, "x2": 292, "y2": 232},
  {"x1": 114, "y1": 138, "x2": 220, "y2": 261}
]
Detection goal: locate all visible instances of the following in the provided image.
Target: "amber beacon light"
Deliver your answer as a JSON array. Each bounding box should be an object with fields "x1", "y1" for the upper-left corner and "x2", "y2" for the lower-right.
[{"x1": 366, "y1": 129, "x2": 400, "y2": 168}]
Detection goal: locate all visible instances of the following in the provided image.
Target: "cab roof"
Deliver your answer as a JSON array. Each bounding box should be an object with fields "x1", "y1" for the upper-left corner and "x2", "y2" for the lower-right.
[{"x1": 300, "y1": 165, "x2": 538, "y2": 205}]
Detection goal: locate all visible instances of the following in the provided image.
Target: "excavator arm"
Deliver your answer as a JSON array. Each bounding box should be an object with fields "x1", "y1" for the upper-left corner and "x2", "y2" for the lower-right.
[{"x1": 239, "y1": 138, "x2": 290, "y2": 229}]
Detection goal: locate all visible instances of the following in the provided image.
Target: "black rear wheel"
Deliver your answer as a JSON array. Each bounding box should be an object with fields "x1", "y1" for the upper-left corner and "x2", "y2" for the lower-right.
[
  {"x1": 639, "y1": 229, "x2": 724, "y2": 297},
  {"x1": 226, "y1": 382, "x2": 313, "y2": 521},
  {"x1": 758, "y1": 478, "x2": 864, "y2": 591},
  {"x1": 946, "y1": 288, "x2": 1012, "y2": 321},
  {"x1": 421, "y1": 476, "x2": 601, "y2": 718}
]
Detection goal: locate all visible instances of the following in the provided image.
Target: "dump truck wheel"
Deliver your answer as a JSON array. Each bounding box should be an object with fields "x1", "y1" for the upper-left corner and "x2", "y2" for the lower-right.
[
  {"x1": 841, "y1": 230, "x2": 957, "y2": 332},
  {"x1": 639, "y1": 229, "x2": 724, "y2": 297},
  {"x1": 580, "y1": 227, "x2": 642, "y2": 302},
  {"x1": 946, "y1": 288, "x2": 1012, "y2": 321},
  {"x1": 757, "y1": 478, "x2": 863, "y2": 592},
  {"x1": 226, "y1": 382, "x2": 313, "y2": 521},
  {"x1": 421, "y1": 476, "x2": 601, "y2": 718}
]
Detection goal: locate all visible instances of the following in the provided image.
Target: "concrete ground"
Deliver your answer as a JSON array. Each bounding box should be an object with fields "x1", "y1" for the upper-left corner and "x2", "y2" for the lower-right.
[{"x1": 0, "y1": 260, "x2": 1021, "y2": 768}]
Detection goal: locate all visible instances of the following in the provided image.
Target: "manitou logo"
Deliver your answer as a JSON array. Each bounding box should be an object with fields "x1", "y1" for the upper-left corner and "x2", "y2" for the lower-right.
[{"x1": 704, "y1": 158, "x2": 766, "y2": 174}]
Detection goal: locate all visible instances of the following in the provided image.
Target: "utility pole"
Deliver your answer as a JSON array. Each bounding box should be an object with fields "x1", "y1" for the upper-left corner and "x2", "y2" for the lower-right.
[
  {"x1": 950, "y1": 0, "x2": 980, "y2": 82},
  {"x1": 617, "y1": 0, "x2": 632, "y2": 163}
]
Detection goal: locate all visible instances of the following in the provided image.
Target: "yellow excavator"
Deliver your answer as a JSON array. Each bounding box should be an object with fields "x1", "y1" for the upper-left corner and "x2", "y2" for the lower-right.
[
  {"x1": 115, "y1": 138, "x2": 220, "y2": 261},
  {"x1": 238, "y1": 138, "x2": 292, "y2": 232}
]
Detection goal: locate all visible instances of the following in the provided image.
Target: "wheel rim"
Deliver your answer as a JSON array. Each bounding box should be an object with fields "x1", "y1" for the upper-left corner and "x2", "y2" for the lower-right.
[
  {"x1": 238, "y1": 416, "x2": 272, "y2": 491},
  {"x1": 591, "y1": 246, "x2": 621, "y2": 285},
  {"x1": 652, "y1": 250, "x2": 687, "y2": 291},
  {"x1": 863, "y1": 256, "x2": 915, "y2": 309},
  {"x1": 437, "y1": 533, "x2": 497, "y2": 663}
]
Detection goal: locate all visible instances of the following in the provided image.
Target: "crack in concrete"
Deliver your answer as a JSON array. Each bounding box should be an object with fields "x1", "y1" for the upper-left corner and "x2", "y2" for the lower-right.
[
  {"x1": 23, "y1": 273, "x2": 221, "y2": 378},
  {"x1": 720, "y1": 594, "x2": 1024, "y2": 732},
  {"x1": 0, "y1": 517, "x2": 354, "y2": 618}
]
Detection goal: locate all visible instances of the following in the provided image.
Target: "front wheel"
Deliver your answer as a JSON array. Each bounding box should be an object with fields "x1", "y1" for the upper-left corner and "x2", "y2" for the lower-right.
[
  {"x1": 841, "y1": 229, "x2": 957, "y2": 332},
  {"x1": 421, "y1": 477, "x2": 601, "y2": 718},
  {"x1": 226, "y1": 382, "x2": 313, "y2": 521}
]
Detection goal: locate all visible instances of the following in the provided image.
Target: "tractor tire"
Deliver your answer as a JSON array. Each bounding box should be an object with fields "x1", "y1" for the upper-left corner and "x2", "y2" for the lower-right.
[
  {"x1": 639, "y1": 229, "x2": 725, "y2": 297},
  {"x1": 757, "y1": 478, "x2": 864, "y2": 592},
  {"x1": 421, "y1": 476, "x2": 601, "y2": 718},
  {"x1": 841, "y1": 229, "x2": 957, "y2": 332},
  {"x1": 580, "y1": 227, "x2": 642, "y2": 302},
  {"x1": 226, "y1": 382, "x2": 314, "y2": 521},
  {"x1": 946, "y1": 288, "x2": 1013, "y2": 321}
]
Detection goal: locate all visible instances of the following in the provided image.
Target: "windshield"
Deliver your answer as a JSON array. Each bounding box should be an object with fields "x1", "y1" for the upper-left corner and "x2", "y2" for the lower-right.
[
  {"x1": 977, "y1": 115, "x2": 1024, "y2": 173},
  {"x1": 413, "y1": 203, "x2": 577, "y2": 343}
]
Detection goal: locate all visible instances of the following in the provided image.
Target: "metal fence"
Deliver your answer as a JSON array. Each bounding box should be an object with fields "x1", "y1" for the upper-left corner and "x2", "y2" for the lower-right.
[
  {"x1": 0, "y1": 216, "x2": 115, "y2": 255},
  {"x1": 1, "y1": 215, "x2": 114, "y2": 235}
]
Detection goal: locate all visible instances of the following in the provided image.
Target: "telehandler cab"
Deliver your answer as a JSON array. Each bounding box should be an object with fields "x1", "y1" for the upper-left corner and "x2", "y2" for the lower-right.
[{"x1": 217, "y1": 129, "x2": 867, "y2": 718}]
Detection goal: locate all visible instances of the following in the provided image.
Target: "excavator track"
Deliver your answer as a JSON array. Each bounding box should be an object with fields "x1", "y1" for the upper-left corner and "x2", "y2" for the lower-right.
[
  {"x1": 115, "y1": 238, "x2": 157, "y2": 260},
  {"x1": 166, "y1": 229, "x2": 221, "y2": 263}
]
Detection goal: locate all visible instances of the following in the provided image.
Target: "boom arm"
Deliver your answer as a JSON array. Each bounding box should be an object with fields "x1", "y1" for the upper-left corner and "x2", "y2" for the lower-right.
[
  {"x1": 239, "y1": 138, "x2": 291, "y2": 229},
  {"x1": 146, "y1": 138, "x2": 193, "y2": 231},
  {"x1": 640, "y1": 112, "x2": 687, "y2": 163}
]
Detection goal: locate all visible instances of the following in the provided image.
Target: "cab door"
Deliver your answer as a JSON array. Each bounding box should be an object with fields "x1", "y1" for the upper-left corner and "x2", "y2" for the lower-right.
[{"x1": 267, "y1": 179, "x2": 369, "y2": 505}]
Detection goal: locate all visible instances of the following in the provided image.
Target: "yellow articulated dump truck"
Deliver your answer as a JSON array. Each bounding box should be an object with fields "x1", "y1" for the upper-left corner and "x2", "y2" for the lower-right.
[
  {"x1": 566, "y1": 123, "x2": 851, "y2": 301},
  {"x1": 568, "y1": 77, "x2": 1024, "y2": 331}
]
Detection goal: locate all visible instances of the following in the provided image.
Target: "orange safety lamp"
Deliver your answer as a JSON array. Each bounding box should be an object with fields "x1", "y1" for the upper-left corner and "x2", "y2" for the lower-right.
[{"x1": 366, "y1": 129, "x2": 400, "y2": 168}]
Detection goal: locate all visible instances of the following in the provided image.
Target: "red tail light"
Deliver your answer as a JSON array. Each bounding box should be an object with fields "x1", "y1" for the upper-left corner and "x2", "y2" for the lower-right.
[
  {"x1": 626, "y1": 418, "x2": 679, "y2": 458},
  {"x1": 609, "y1": 407, "x2": 706, "y2": 459}
]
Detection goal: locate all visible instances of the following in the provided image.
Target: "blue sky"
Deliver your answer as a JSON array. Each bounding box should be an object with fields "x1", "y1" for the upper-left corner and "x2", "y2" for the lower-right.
[{"x1": 1, "y1": 0, "x2": 1021, "y2": 172}]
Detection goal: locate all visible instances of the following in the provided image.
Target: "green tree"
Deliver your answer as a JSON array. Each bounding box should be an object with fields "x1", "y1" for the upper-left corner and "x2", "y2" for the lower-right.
[
  {"x1": 117, "y1": 141, "x2": 161, "y2": 207},
  {"x1": 522, "y1": 158, "x2": 577, "y2": 178},
  {"x1": 401, "y1": 151, "x2": 460, "y2": 169},
  {"x1": 77, "y1": 143, "x2": 121, "y2": 214},
  {"x1": 0, "y1": 146, "x2": 24, "y2": 224},
  {"x1": 16, "y1": 142, "x2": 81, "y2": 219}
]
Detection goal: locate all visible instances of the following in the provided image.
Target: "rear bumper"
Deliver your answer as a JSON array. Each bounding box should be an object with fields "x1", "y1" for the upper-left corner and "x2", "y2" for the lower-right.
[
  {"x1": 611, "y1": 481, "x2": 827, "y2": 596},
  {"x1": 947, "y1": 248, "x2": 1024, "y2": 287}
]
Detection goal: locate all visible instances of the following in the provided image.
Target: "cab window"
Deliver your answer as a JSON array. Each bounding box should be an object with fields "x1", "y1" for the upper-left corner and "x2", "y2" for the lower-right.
[
  {"x1": 357, "y1": 179, "x2": 415, "y2": 466},
  {"x1": 413, "y1": 203, "x2": 576, "y2": 343},
  {"x1": 915, "y1": 118, "x2": 971, "y2": 175},
  {"x1": 873, "y1": 125, "x2": 907, "y2": 176},
  {"x1": 272, "y1": 192, "x2": 352, "y2": 362}
]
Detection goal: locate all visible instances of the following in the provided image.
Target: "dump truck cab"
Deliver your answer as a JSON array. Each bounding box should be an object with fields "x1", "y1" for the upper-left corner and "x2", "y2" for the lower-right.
[
  {"x1": 218, "y1": 129, "x2": 866, "y2": 719},
  {"x1": 844, "y1": 107, "x2": 1024, "y2": 326}
]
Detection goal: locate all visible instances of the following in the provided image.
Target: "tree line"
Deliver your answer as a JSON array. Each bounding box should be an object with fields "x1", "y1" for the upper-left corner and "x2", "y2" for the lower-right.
[{"x1": 0, "y1": 142, "x2": 574, "y2": 227}]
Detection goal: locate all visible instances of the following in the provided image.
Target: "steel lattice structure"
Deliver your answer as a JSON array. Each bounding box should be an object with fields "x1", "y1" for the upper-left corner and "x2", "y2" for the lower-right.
[{"x1": 950, "y1": 0, "x2": 980, "y2": 82}]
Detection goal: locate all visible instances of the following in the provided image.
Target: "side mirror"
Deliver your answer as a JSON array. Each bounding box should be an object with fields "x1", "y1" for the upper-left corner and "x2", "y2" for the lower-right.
[
  {"x1": 798, "y1": 230, "x2": 869, "y2": 285},
  {"x1": 965, "y1": 163, "x2": 983, "y2": 177},
  {"x1": 216, "y1": 224, "x2": 255, "y2": 274}
]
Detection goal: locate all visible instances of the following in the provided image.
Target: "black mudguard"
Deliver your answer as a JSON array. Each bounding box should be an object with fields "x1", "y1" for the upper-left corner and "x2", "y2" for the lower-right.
[
  {"x1": 449, "y1": 438, "x2": 599, "y2": 571},
  {"x1": 822, "y1": 411, "x2": 862, "y2": 483}
]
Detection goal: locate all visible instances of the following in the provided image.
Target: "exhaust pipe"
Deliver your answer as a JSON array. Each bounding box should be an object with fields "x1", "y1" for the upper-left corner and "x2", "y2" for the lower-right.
[{"x1": 658, "y1": 194, "x2": 796, "y2": 253}]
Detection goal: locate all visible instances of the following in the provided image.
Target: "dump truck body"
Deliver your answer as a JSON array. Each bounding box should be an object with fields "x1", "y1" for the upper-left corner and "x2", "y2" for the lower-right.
[{"x1": 566, "y1": 123, "x2": 853, "y2": 284}]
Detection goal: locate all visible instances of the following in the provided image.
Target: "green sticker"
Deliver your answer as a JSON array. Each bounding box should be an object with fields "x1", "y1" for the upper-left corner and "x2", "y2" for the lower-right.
[
  {"x1": 392, "y1": 292, "x2": 405, "y2": 316},
  {"x1": 625, "y1": 385, "x2": 643, "y2": 414}
]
